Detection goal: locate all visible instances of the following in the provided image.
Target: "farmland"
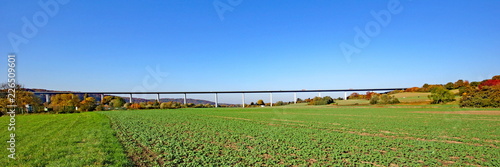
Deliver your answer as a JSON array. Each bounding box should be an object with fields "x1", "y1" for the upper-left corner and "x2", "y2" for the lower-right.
[
  {"x1": 0, "y1": 112, "x2": 130, "y2": 166},
  {"x1": 100, "y1": 106, "x2": 499, "y2": 166}
]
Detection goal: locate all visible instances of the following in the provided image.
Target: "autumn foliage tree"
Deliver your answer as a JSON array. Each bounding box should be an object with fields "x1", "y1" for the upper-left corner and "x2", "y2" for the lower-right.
[
  {"x1": 460, "y1": 76, "x2": 500, "y2": 107},
  {"x1": 478, "y1": 79, "x2": 500, "y2": 89},
  {"x1": 49, "y1": 94, "x2": 81, "y2": 113},
  {"x1": 0, "y1": 84, "x2": 42, "y2": 114},
  {"x1": 79, "y1": 97, "x2": 97, "y2": 111}
]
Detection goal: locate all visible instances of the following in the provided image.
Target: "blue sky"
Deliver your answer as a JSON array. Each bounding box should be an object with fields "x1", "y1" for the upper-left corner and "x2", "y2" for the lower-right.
[{"x1": 1, "y1": 0, "x2": 499, "y2": 103}]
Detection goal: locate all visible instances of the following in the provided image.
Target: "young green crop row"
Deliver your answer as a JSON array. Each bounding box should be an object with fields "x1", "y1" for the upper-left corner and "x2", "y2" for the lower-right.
[
  {"x1": 101, "y1": 107, "x2": 499, "y2": 166},
  {"x1": 0, "y1": 112, "x2": 131, "y2": 166}
]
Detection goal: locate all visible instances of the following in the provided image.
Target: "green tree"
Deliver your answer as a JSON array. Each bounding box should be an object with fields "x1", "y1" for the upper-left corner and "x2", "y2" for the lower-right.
[
  {"x1": 444, "y1": 82, "x2": 455, "y2": 90},
  {"x1": 428, "y1": 87, "x2": 455, "y2": 104},
  {"x1": 110, "y1": 98, "x2": 125, "y2": 109},
  {"x1": 257, "y1": 99, "x2": 265, "y2": 105},
  {"x1": 369, "y1": 95, "x2": 379, "y2": 104},
  {"x1": 370, "y1": 94, "x2": 399, "y2": 104},
  {"x1": 454, "y1": 80, "x2": 466, "y2": 89},
  {"x1": 309, "y1": 96, "x2": 334, "y2": 105},
  {"x1": 470, "y1": 81, "x2": 481, "y2": 88},
  {"x1": 102, "y1": 96, "x2": 115, "y2": 105}
]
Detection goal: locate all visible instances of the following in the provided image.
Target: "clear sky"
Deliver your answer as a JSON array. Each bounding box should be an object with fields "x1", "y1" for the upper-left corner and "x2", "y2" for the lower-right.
[{"x1": 1, "y1": 0, "x2": 499, "y2": 103}]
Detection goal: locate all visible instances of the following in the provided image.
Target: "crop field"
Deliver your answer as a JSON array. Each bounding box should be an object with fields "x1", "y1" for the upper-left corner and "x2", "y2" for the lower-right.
[
  {"x1": 0, "y1": 112, "x2": 130, "y2": 166},
  {"x1": 101, "y1": 107, "x2": 499, "y2": 166}
]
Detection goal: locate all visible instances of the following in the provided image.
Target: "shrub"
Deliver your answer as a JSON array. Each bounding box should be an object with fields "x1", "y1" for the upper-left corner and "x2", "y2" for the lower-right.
[
  {"x1": 129, "y1": 103, "x2": 142, "y2": 109},
  {"x1": 160, "y1": 102, "x2": 182, "y2": 109},
  {"x1": 370, "y1": 94, "x2": 400, "y2": 104},
  {"x1": 275, "y1": 101, "x2": 285, "y2": 106},
  {"x1": 428, "y1": 87, "x2": 455, "y2": 104},
  {"x1": 369, "y1": 95, "x2": 379, "y2": 104},
  {"x1": 460, "y1": 86, "x2": 500, "y2": 108},
  {"x1": 309, "y1": 96, "x2": 334, "y2": 105}
]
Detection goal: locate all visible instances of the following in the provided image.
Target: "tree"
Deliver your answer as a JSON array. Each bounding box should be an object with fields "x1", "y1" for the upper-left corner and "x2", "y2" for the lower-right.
[
  {"x1": 470, "y1": 81, "x2": 481, "y2": 88},
  {"x1": 492, "y1": 75, "x2": 500, "y2": 80},
  {"x1": 257, "y1": 99, "x2": 265, "y2": 105},
  {"x1": 79, "y1": 97, "x2": 97, "y2": 111},
  {"x1": 405, "y1": 87, "x2": 420, "y2": 92},
  {"x1": 0, "y1": 84, "x2": 43, "y2": 113},
  {"x1": 478, "y1": 79, "x2": 500, "y2": 89},
  {"x1": 369, "y1": 94, "x2": 399, "y2": 104},
  {"x1": 309, "y1": 96, "x2": 334, "y2": 105},
  {"x1": 444, "y1": 82, "x2": 455, "y2": 90},
  {"x1": 102, "y1": 96, "x2": 115, "y2": 105},
  {"x1": 454, "y1": 80, "x2": 466, "y2": 89},
  {"x1": 460, "y1": 85, "x2": 500, "y2": 107},
  {"x1": 428, "y1": 87, "x2": 455, "y2": 104},
  {"x1": 109, "y1": 98, "x2": 125, "y2": 109},
  {"x1": 366, "y1": 92, "x2": 379, "y2": 100},
  {"x1": 49, "y1": 94, "x2": 81, "y2": 113},
  {"x1": 369, "y1": 95, "x2": 379, "y2": 104}
]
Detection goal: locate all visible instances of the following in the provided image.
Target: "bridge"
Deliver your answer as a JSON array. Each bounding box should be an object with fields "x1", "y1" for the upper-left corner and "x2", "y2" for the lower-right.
[{"x1": 33, "y1": 88, "x2": 407, "y2": 108}]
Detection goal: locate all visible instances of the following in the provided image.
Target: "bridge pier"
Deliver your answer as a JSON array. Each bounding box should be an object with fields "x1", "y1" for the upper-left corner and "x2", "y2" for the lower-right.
[
  {"x1": 344, "y1": 92, "x2": 347, "y2": 100},
  {"x1": 294, "y1": 93, "x2": 297, "y2": 104},
  {"x1": 101, "y1": 94, "x2": 104, "y2": 104},
  {"x1": 184, "y1": 93, "x2": 187, "y2": 104},
  {"x1": 157, "y1": 93, "x2": 160, "y2": 103},
  {"x1": 45, "y1": 94, "x2": 50, "y2": 103},
  {"x1": 129, "y1": 94, "x2": 133, "y2": 103},
  {"x1": 215, "y1": 93, "x2": 218, "y2": 108},
  {"x1": 270, "y1": 93, "x2": 273, "y2": 107},
  {"x1": 242, "y1": 93, "x2": 245, "y2": 108}
]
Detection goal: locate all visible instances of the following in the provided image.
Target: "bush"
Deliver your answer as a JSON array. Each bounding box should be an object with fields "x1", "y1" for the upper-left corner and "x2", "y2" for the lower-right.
[
  {"x1": 460, "y1": 86, "x2": 500, "y2": 107},
  {"x1": 428, "y1": 87, "x2": 455, "y2": 104},
  {"x1": 129, "y1": 103, "x2": 142, "y2": 109},
  {"x1": 160, "y1": 102, "x2": 182, "y2": 109},
  {"x1": 95, "y1": 105, "x2": 105, "y2": 111},
  {"x1": 309, "y1": 96, "x2": 334, "y2": 105},
  {"x1": 275, "y1": 101, "x2": 285, "y2": 106},
  {"x1": 370, "y1": 94, "x2": 400, "y2": 104},
  {"x1": 369, "y1": 95, "x2": 379, "y2": 104}
]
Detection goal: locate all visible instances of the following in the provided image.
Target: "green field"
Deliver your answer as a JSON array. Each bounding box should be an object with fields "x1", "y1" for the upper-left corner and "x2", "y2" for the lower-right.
[
  {"x1": 2, "y1": 106, "x2": 499, "y2": 166},
  {"x1": 0, "y1": 112, "x2": 131, "y2": 166}
]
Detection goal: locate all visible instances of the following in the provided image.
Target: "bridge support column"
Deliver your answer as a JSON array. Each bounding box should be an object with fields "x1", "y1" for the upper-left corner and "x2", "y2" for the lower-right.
[
  {"x1": 270, "y1": 93, "x2": 273, "y2": 107},
  {"x1": 294, "y1": 93, "x2": 297, "y2": 104},
  {"x1": 184, "y1": 93, "x2": 187, "y2": 105},
  {"x1": 129, "y1": 94, "x2": 133, "y2": 103},
  {"x1": 101, "y1": 94, "x2": 104, "y2": 104},
  {"x1": 344, "y1": 92, "x2": 347, "y2": 100},
  {"x1": 319, "y1": 92, "x2": 322, "y2": 97},
  {"x1": 242, "y1": 93, "x2": 245, "y2": 108},
  {"x1": 45, "y1": 94, "x2": 50, "y2": 103},
  {"x1": 215, "y1": 93, "x2": 218, "y2": 108},
  {"x1": 157, "y1": 94, "x2": 160, "y2": 103}
]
